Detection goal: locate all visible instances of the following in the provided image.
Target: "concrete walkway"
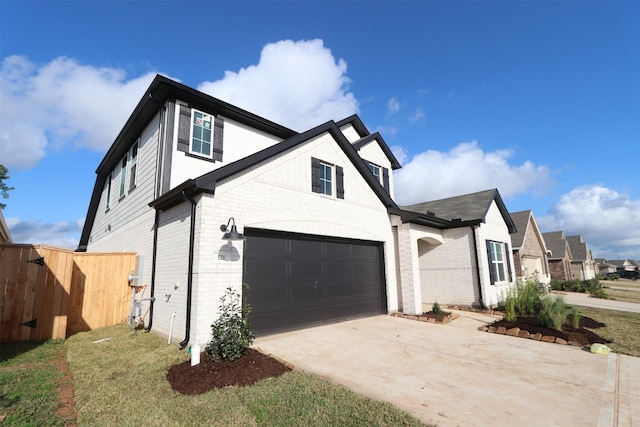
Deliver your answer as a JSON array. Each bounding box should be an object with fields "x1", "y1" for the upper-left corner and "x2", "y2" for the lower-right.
[
  {"x1": 551, "y1": 291, "x2": 640, "y2": 314},
  {"x1": 254, "y1": 314, "x2": 639, "y2": 427}
]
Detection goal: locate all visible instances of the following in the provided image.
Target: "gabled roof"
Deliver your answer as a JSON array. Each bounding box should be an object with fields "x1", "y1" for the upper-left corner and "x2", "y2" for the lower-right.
[
  {"x1": 542, "y1": 231, "x2": 572, "y2": 260},
  {"x1": 351, "y1": 132, "x2": 402, "y2": 170},
  {"x1": 97, "y1": 74, "x2": 298, "y2": 177},
  {"x1": 0, "y1": 210, "x2": 12, "y2": 243},
  {"x1": 78, "y1": 75, "x2": 299, "y2": 251},
  {"x1": 335, "y1": 115, "x2": 371, "y2": 139},
  {"x1": 400, "y1": 188, "x2": 516, "y2": 232},
  {"x1": 509, "y1": 210, "x2": 531, "y2": 249},
  {"x1": 149, "y1": 120, "x2": 399, "y2": 212},
  {"x1": 608, "y1": 259, "x2": 634, "y2": 268},
  {"x1": 566, "y1": 235, "x2": 589, "y2": 261},
  {"x1": 336, "y1": 115, "x2": 402, "y2": 170}
]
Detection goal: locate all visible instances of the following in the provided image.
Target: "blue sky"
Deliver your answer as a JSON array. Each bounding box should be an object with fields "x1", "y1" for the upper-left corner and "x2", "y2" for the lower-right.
[{"x1": 1, "y1": 1, "x2": 638, "y2": 260}]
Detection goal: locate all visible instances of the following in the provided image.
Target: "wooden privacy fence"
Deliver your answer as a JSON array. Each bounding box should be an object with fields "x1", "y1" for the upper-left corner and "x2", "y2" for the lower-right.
[{"x1": 0, "y1": 244, "x2": 137, "y2": 343}]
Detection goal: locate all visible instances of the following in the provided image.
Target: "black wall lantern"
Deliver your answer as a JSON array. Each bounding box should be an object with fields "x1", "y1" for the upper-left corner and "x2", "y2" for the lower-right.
[{"x1": 220, "y1": 217, "x2": 244, "y2": 241}]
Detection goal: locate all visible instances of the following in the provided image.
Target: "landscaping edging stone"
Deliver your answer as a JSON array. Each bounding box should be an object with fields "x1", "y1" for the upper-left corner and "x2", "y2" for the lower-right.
[
  {"x1": 390, "y1": 311, "x2": 460, "y2": 324},
  {"x1": 478, "y1": 324, "x2": 582, "y2": 347},
  {"x1": 393, "y1": 304, "x2": 583, "y2": 348}
]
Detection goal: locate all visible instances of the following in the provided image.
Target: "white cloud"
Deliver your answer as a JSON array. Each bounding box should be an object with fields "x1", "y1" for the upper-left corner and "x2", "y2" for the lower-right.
[
  {"x1": 537, "y1": 185, "x2": 640, "y2": 259},
  {"x1": 387, "y1": 97, "x2": 401, "y2": 114},
  {"x1": 1, "y1": 41, "x2": 355, "y2": 169},
  {"x1": 393, "y1": 141, "x2": 553, "y2": 205},
  {"x1": 409, "y1": 108, "x2": 425, "y2": 123},
  {"x1": 376, "y1": 125, "x2": 398, "y2": 138},
  {"x1": 197, "y1": 39, "x2": 358, "y2": 132},
  {"x1": 0, "y1": 55, "x2": 157, "y2": 169},
  {"x1": 6, "y1": 216, "x2": 83, "y2": 249},
  {"x1": 390, "y1": 145, "x2": 409, "y2": 166}
]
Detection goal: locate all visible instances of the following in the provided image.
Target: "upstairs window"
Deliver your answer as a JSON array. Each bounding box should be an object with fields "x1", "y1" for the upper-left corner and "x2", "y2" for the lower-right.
[
  {"x1": 320, "y1": 163, "x2": 333, "y2": 196},
  {"x1": 311, "y1": 157, "x2": 344, "y2": 199},
  {"x1": 177, "y1": 104, "x2": 224, "y2": 162},
  {"x1": 129, "y1": 140, "x2": 138, "y2": 191},
  {"x1": 105, "y1": 174, "x2": 112, "y2": 211},
  {"x1": 190, "y1": 110, "x2": 213, "y2": 158},
  {"x1": 366, "y1": 161, "x2": 390, "y2": 193},
  {"x1": 368, "y1": 163, "x2": 381, "y2": 183},
  {"x1": 119, "y1": 156, "x2": 127, "y2": 199}
]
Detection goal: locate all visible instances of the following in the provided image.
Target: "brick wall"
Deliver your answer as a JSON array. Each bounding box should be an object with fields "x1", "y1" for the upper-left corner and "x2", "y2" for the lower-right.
[
  {"x1": 185, "y1": 134, "x2": 399, "y2": 345},
  {"x1": 419, "y1": 227, "x2": 478, "y2": 306}
]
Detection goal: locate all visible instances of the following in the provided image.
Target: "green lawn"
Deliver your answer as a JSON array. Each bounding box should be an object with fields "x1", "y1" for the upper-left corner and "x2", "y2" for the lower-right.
[
  {"x1": 577, "y1": 306, "x2": 640, "y2": 357},
  {"x1": 3, "y1": 304, "x2": 638, "y2": 425},
  {"x1": 65, "y1": 325, "x2": 425, "y2": 426},
  {"x1": 0, "y1": 340, "x2": 69, "y2": 426},
  {"x1": 600, "y1": 280, "x2": 640, "y2": 304}
]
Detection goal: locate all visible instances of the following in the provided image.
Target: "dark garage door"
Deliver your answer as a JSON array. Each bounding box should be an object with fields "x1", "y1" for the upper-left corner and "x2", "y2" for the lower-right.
[{"x1": 243, "y1": 229, "x2": 386, "y2": 335}]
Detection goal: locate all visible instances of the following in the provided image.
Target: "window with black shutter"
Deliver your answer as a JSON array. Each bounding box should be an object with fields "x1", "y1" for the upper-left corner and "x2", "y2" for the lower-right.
[
  {"x1": 311, "y1": 157, "x2": 344, "y2": 199},
  {"x1": 177, "y1": 104, "x2": 224, "y2": 162}
]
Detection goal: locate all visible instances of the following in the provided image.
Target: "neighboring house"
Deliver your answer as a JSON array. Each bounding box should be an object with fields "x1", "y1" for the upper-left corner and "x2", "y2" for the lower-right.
[
  {"x1": 398, "y1": 189, "x2": 517, "y2": 310},
  {"x1": 566, "y1": 235, "x2": 596, "y2": 280},
  {"x1": 0, "y1": 210, "x2": 12, "y2": 243},
  {"x1": 595, "y1": 258, "x2": 617, "y2": 275},
  {"x1": 608, "y1": 260, "x2": 638, "y2": 272},
  {"x1": 509, "y1": 210, "x2": 551, "y2": 285},
  {"x1": 78, "y1": 75, "x2": 517, "y2": 348},
  {"x1": 542, "y1": 231, "x2": 573, "y2": 281}
]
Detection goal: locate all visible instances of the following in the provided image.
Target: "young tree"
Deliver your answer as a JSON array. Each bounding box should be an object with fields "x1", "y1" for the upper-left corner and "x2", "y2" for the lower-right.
[{"x1": 0, "y1": 164, "x2": 14, "y2": 210}]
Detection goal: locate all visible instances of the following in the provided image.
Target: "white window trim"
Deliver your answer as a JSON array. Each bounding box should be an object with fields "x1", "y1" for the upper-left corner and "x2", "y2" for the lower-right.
[
  {"x1": 119, "y1": 155, "x2": 127, "y2": 199},
  {"x1": 319, "y1": 162, "x2": 334, "y2": 196},
  {"x1": 129, "y1": 139, "x2": 139, "y2": 191},
  {"x1": 105, "y1": 173, "x2": 112, "y2": 211},
  {"x1": 368, "y1": 162, "x2": 381, "y2": 184},
  {"x1": 489, "y1": 240, "x2": 508, "y2": 285},
  {"x1": 189, "y1": 108, "x2": 214, "y2": 159}
]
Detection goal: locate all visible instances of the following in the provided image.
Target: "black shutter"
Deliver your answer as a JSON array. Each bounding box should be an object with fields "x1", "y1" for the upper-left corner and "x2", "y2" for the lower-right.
[
  {"x1": 486, "y1": 240, "x2": 496, "y2": 285},
  {"x1": 311, "y1": 157, "x2": 321, "y2": 193},
  {"x1": 213, "y1": 117, "x2": 224, "y2": 162},
  {"x1": 382, "y1": 167, "x2": 390, "y2": 193},
  {"x1": 336, "y1": 165, "x2": 344, "y2": 199},
  {"x1": 177, "y1": 104, "x2": 191, "y2": 153},
  {"x1": 505, "y1": 243, "x2": 512, "y2": 282}
]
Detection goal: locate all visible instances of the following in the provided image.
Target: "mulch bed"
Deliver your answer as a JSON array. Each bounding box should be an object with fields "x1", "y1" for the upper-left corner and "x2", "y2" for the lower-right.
[
  {"x1": 166, "y1": 347, "x2": 291, "y2": 395},
  {"x1": 488, "y1": 315, "x2": 611, "y2": 347}
]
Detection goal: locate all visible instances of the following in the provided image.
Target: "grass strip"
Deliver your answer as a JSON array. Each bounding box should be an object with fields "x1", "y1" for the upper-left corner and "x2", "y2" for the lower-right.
[
  {"x1": 238, "y1": 370, "x2": 424, "y2": 426},
  {"x1": 65, "y1": 325, "x2": 425, "y2": 426},
  {"x1": 0, "y1": 340, "x2": 67, "y2": 426},
  {"x1": 599, "y1": 285, "x2": 640, "y2": 304},
  {"x1": 577, "y1": 307, "x2": 640, "y2": 357}
]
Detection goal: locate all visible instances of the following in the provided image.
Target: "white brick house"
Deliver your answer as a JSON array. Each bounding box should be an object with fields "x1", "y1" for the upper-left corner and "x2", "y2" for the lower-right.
[{"x1": 78, "y1": 75, "x2": 516, "y2": 348}]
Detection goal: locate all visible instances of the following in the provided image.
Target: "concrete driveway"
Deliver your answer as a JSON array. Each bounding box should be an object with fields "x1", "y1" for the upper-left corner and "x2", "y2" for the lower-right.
[{"x1": 254, "y1": 312, "x2": 639, "y2": 427}]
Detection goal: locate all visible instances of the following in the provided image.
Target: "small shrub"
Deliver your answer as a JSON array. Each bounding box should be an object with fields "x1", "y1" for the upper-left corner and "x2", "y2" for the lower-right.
[
  {"x1": 568, "y1": 306, "x2": 581, "y2": 329},
  {"x1": 432, "y1": 301, "x2": 442, "y2": 315},
  {"x1": 499, "y1": 286, "x2": 518, "y2": 322},
  {"x1": 518, "y1": 278, "x2": 544, "y2": 315},
  {"x1": 564, "y1": 280, "x2": 584, "y2": 292},
  {"x1": 206, "y1": 286, "x2": 254, "y2": 361},
  {"x1": 498, "y1": 278, "x2": 544, "y2": 321},
  {"x1": 590, "y1": 289, "x2": 610, "y2": 299},
  {"x1": 583, "y1": 279, "x2": 601, "y2": 293},
  {"x1": 537, "y1": 295, "x2": 580, "y2": 331},
  {"x1": 549, "y1": 280, "x2": 564, "y2": 291},
  {"x1": 537, "y1": 296, "x2": 553, "y2": 329}
]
